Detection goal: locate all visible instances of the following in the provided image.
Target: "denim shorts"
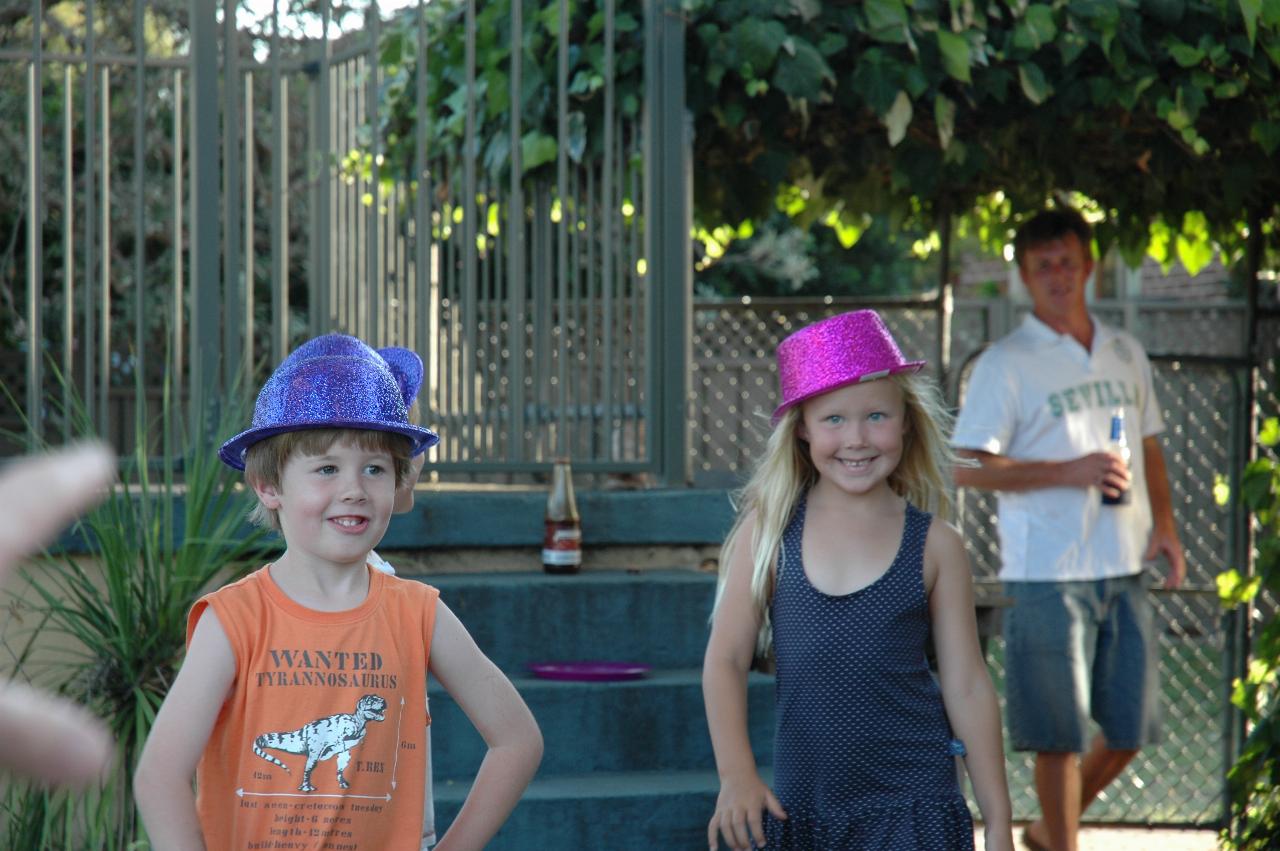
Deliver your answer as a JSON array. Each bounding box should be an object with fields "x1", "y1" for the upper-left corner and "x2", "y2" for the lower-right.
[{"x1": 1003, "y1": 573, "x2": 1161, "y2": 753}]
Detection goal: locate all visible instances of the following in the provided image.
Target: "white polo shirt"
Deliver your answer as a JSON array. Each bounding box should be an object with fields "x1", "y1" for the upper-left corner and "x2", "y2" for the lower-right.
[{"x1": 951, "y1": 314, "x2": 1164, "y2": 582}]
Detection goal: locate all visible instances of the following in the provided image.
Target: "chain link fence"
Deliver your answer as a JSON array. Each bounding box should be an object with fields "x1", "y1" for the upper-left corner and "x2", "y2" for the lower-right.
[{"x1": 690, "y1": 295, "x2": 1257, "y2": 826}]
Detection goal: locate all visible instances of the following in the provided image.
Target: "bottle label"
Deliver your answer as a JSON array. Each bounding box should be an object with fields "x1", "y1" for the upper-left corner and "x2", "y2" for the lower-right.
[
  {"x1": 542, "y1": 521, "x2": 582, "y2": 567},
  {"x1": 541, "y1": 548, "x2": 583, "y2": 566}
]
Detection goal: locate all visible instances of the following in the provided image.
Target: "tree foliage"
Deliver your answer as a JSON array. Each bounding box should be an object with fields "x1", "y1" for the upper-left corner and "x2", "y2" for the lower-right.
[
  {"x1": 1218, "y1": 417, "x2": 1280, "y2": 849},
  {"x1": 373, "y1": 0, "x2": 1280, "y2": 273}
]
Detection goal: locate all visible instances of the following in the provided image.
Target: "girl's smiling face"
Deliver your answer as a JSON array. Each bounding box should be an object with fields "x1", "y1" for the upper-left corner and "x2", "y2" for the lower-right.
[
  {"x1": 253, "y1": 438, "x2": 397, "y2": 571},
  {"x1": 799, "y1": 378, "x2": 908, "y2": 499}
]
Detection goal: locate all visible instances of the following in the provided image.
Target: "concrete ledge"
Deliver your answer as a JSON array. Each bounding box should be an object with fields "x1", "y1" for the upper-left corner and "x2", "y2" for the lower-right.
[{"x1": 382, "y1": 488, "x2": 737, "y2": 548}]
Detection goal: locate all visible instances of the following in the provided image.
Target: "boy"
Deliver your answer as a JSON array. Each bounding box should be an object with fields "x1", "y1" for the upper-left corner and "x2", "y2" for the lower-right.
[{"x1": 135, "y1": 338, "x2": 542, "y2": 850}]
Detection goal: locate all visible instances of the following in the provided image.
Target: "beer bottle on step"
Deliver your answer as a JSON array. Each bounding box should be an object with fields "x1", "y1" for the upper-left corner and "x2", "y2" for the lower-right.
[
  {"x1": 1101, "y1": 408, "x2": 1132, "y2": 506},
  {"x1": 542, "y1": 458, "x2": 582, "y2": 574}
]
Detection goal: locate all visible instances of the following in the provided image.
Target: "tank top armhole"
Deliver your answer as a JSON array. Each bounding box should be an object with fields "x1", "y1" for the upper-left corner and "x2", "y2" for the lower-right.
[
  {"x1": 186, "y1": 598, "x2": 210, "y2": 648},
  {"x1": 420, "y1": 585, "x2": 441, "y2": 725},
  {"x1": 420, "y1": 585, "x2": 440, "y2": 662}
]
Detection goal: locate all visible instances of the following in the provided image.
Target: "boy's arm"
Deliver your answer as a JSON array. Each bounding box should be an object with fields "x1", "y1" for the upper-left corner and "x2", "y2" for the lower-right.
[
  {"x1": 926, "y1": 519, "x2": 1013, "y2": 851},
  {"x1": 429, "y1": 600, "x2": 542, "y2": 851},
  {"x1": 134, "y1": 608, "x2": 236, "y2": 851}
]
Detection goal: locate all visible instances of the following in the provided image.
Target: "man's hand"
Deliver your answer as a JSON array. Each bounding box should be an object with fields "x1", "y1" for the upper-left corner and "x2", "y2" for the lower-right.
[
  {"x1": 1145, "y1": 524, "x2": 1186, "y2": 589},
  {"x1": 0, "y1": 443, "x2": 117, "y2": 786}
]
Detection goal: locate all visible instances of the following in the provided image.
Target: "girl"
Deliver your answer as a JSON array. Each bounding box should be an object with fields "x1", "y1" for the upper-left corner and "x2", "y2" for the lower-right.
[{"x1": 703, "y1": 310, "x2": 1013, "y2": 851}]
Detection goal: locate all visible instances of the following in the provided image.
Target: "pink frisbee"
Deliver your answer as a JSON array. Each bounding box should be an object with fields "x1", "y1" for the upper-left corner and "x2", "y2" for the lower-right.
[{"x1": 527, "y1": 661, "x2": 652, "y2": 682}]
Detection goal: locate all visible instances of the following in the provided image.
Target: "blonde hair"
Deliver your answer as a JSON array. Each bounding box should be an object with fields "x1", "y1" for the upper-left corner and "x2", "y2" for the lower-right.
[
  {"x1": 244, "y1": 427, "x2": 414, "y2": 531},
  {"x1": 711, "y1": 371, "x2": 957, "y2": 658}
]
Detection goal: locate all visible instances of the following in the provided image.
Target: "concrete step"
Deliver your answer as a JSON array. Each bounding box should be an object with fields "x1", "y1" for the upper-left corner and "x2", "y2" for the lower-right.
[
  {"x1": 435, "y1": 769, "x2": 752, "y2": 849},
  {"x1": 429, "y1": 669, "x2": 775, "y2": 777},
  {"x1": 417, "y1": 569, "x2": 719, "y2": 672}
]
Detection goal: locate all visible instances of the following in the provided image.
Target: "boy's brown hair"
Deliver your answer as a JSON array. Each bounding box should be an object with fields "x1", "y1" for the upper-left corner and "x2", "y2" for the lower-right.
[{"x1": 244, "y1": 427, "x2": 414, "y2": 531}]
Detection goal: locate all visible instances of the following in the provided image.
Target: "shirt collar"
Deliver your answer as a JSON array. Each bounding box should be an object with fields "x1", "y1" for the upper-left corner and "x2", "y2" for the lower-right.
[{"x1": 1019, "y1": 312, "x2": 1111, "y2": 349}]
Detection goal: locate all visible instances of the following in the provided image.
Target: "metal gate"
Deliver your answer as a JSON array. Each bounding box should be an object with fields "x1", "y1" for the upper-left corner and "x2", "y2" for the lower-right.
[{"x1": 2, "y1": 0, "x2": 691, "y2": 482}]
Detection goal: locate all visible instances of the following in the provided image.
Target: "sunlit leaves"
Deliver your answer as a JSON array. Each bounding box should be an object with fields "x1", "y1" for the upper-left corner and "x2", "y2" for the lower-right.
[
  {"x1": 1260, "y1": 417, "x2": 1280, "y2": 447},
  {"x1": 937, "y1": 29, "x2": 971, "y2": 82},
  {"x1": 1018, "y1": 61, "x2": 1052, "y2": 104},
  {"x1": 1175, "y1": 211, "x2": 1215, "y2": 275},
  {"x1": 1218, "y1": 568, "x2": 1262, "y2": 608},
  {"x1": 935, "y1": 93, "x2": 956, "y2": 149},
  {"x1": 1012, "y1": 4, "x2": 1057, "y2": 51},
  {"x1": 884, "y1": 90, "x2": 913, "y2": 146}
]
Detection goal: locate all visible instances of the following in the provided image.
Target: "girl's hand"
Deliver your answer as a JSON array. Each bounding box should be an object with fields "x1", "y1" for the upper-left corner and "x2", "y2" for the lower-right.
[{"x1": 707, "y1": 770, "x2": 787, "y2": 850}]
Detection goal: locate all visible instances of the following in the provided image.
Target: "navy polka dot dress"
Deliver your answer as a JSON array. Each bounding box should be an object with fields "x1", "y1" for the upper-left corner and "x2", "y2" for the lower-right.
[{"x1": 763, "y1": 497, "x2": 975, "y2": 849}]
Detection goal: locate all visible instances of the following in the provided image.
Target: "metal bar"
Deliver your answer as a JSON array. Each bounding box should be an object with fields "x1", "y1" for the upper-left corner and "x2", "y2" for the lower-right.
[
  {"x1": 556, "y1": 0, "x2": 569, "y2": 457},
  {"x1": 271, "y1": 0, "x2": 284, "y2": 362},
  {"x1": 133, "y1": 0, "x2": 146, "y2": 400},
  {"x1": 63, "y1": 64, "x2": 74, "y2": 440},
  {"x1": 507, "y1": 0, "x2": 526, "y2": 464},
  {"x1": 427, "y1": 460, "x2": 650, "y2": 475},
  {"x1": 413, "y1": 0, "x2": 428, "y2": 427},
  {"x1": 0, "y1": 48, "x2": 193, "y2": 67},
  {"x1": 244, "y1": 74, "x2": 255, "y2": 377},
  {"x1": 936, "y1": 202, "x2": 953, "y2": 393},
  {"x1": 533, "y1": 185, "x2": 550, "y2": 460},
  {"x1": 83, "y1": 0, "x2": 96, "y2": 428},
  {"x1": 223, "y1": 0, "x2": 243, "y2": 391},
  {"x1": 601, "y1": 0, "x2": 615, "y2": 460},
  {"x1": 487, "y1": 182, "x2": 500, "y2": 459},
  {"x1": 585, "y1": 161, "x2": 598, "y2": 458},
  {"x1": 99, "y1": 66, "x2": 111, "y2": 431},
  {"x1": 660, "y1": 0, "x2": 690, "y2": 484},
  {"x1": 334, "y1": 60, "x2": 345, "y2": 330},
  {"x1": 629, "y1": 132, "x2": 642, "y2": 465},
  {"x1": 352, "y1": 58, "x2": 362, "y2": 336},
  {"x1": 276, "y1": 75, "x2": 289, "y2": 354},
  {"x1": 460, "y1": 0, "x2": 477, "y2": 459},
  {"x1": 172, "y1": 68, "x2": 184, "y2": 435},
  {"x1": 367, "y1": 2, "x2": 381, "y2": 344},
  {"x1": 191, "y1": 0, "x2": 222, "y2": 420},
  {"x1": 570, "y1": 164, "x2": 582, "y2": 458},
  {"x1": 26, "y1": 11, "x2": 44, "y2": 445},
  {"x1": 479, "y1": 177, "x2": 491, "y2": 460},
  {"x1": 313, "y1": 0, "x2": 333, "y2": 331},
  {"x1": 1225, "y1": 210, "x2": 1266, "y2": 829},
  {"x1": 345, "y1": 57, "x2": 353, "y2": 332}
]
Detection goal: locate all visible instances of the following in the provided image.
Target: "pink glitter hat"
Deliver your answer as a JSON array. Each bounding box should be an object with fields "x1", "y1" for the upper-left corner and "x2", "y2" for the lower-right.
[{"x1": 772, "y1": 310, "x2": 926, "y2": 423}]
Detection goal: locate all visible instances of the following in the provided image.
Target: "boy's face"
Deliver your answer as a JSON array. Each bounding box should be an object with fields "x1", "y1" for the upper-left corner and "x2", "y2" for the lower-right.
[{"x1": 252, "y1": 438, "x2": 397, "y2": 570}]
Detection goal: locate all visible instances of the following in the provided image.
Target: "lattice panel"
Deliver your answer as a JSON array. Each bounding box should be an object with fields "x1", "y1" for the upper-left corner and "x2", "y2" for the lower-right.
[{"x1": 689, "y1": 302, "x2": 948, "y2": 482}]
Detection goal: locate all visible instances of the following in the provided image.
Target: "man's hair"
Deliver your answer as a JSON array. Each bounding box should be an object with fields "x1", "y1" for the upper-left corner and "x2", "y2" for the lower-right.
[
  {"x1": 1013, "y1": 207, "x2": 1093, "y2": 268},
  {"x1": 244, "y1": 428, "x2": 414, "y2": 531}
]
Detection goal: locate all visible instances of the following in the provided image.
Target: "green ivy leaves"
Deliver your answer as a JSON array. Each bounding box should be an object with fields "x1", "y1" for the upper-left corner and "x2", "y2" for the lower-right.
[{"x1": 364, "y1": 0, "x2": 1280, "y2": 268}]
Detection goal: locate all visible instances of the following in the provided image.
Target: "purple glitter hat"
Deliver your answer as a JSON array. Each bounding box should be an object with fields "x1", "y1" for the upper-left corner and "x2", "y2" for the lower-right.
[
  {"x1": 279, "y1": 334, "x2": 424, "y2": 408},
  {"x1": 772, "y1": 310, "x2": 926, "y2": 423},
  {"x1": 218, "y1": 336, "x2": 439, "y2": 471}
]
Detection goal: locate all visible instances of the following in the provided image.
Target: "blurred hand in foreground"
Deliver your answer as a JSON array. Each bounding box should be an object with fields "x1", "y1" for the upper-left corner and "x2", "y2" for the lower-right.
[{"x1": 0, "y1": 443, "x2": 117, "y2": 786}]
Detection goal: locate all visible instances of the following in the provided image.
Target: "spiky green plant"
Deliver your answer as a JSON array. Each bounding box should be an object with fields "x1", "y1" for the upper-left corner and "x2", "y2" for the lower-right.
[{"x1": 0, "y1": 367, "x2": 271, "y2": 849}]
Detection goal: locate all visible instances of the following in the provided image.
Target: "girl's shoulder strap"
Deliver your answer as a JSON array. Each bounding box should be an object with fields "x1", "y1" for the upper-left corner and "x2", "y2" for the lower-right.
[
  {"x1": 901, "y1": 501, "x2": 934, "y2": 559},
  {"x1": 775, "y1": 491, "x2": 808, "y2": 578}
]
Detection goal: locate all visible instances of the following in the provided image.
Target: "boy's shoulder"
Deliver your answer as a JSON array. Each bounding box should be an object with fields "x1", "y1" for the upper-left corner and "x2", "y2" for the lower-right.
[
  {"x1": 200, "y1": 565, "x2": 271, "y2": 606},
  {"x1": 378, "y1": 571, "x2": 441, "y2": 606}
]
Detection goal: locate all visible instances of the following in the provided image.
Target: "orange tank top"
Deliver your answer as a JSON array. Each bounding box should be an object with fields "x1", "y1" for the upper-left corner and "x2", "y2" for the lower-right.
[{"x1": 190, "y1": 565, "x2": 438, "y2": 850}]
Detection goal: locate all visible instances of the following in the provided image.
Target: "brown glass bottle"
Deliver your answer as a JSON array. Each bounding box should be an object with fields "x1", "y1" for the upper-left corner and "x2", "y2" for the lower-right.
[{"x1": 542, "y1": 458, "x2": 582, "y2": 574}]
